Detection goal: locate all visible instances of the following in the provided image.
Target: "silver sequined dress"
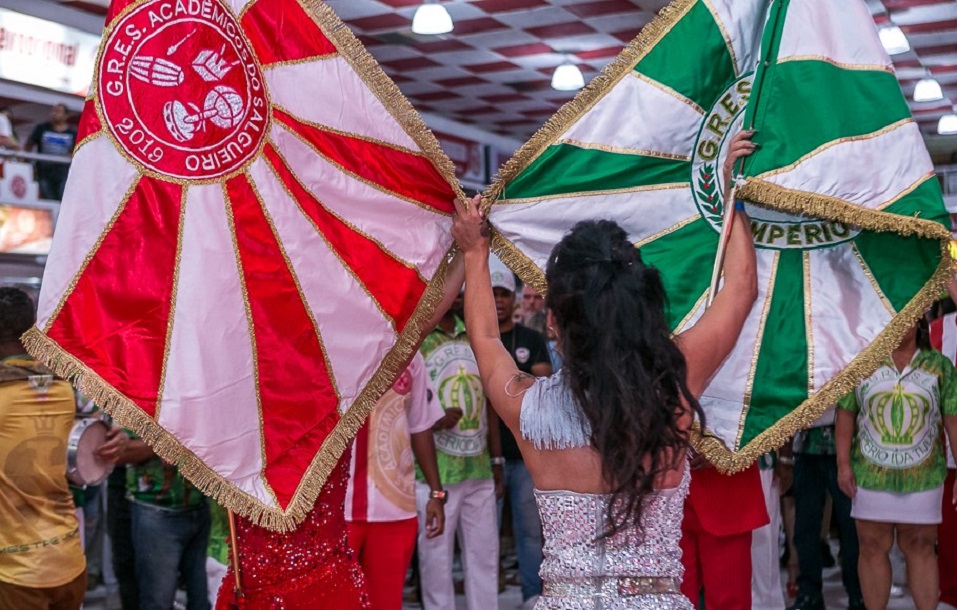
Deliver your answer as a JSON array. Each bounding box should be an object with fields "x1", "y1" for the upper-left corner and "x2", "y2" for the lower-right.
[{"x1": 521, "y1": 372, "x2": 693, "y2": 610}]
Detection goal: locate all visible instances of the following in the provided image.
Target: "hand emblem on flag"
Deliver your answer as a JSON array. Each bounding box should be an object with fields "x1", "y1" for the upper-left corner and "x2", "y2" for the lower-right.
[
  {"x1": 485, "y1": 0, "x2": 956, "y2": 472},
  {"x1": 26, "y1": 0, "x2": 463, "y2": 530}
]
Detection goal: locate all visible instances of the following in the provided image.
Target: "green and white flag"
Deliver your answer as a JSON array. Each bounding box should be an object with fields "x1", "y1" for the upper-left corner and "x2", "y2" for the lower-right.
[{"x1": 485, "y1": 0, "x2": 955, "y2": 472}]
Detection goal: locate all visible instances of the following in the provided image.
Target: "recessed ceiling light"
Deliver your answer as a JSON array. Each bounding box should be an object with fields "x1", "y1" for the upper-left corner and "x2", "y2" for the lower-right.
[
  {"x1": 412, "y1": 3, "x2": 453, "y2": 36},
  {"x1": 913, "y1": 77, "x2": 944, "y2": 103},
  {"x1": 878, "y1": 25, "x2": 910, "y2": 55},
  {"x1": 938, "y1": 112, "x2": 957, "y2": 136},
  {"x1": 551, "y1": 62, "x2": 584, "y2": 92}
]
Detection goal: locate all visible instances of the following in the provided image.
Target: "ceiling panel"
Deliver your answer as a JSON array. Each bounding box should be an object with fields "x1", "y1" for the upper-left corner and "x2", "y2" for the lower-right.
[{"x1": 24, "y1": 0, "x2": 957, "y2": 143}]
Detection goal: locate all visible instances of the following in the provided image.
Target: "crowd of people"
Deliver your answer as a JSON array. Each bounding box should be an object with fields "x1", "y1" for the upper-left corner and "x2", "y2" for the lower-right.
[{"x1": 1, "y1": 132, "x2": 956, "y2": 610}]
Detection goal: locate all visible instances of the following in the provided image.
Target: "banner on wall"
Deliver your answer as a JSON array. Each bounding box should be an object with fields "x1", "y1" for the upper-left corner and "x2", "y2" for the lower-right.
[{"x1": 0, "y1": 9, "x2": 101, "y2": 96}]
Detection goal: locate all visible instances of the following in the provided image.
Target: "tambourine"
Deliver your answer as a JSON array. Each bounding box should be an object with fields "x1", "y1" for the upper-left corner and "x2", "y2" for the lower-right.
[{"x1": 66, "y1": 418, "x2": 114, "y2": 486}]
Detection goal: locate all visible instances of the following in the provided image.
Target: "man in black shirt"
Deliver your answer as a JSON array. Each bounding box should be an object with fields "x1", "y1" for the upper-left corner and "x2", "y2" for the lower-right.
[
  {"x1": 26, "y1": 104, "x2": 77, "y2": 201},
  {"x1": 489, "y1": 259, "x2": 551, "y2": 609}
]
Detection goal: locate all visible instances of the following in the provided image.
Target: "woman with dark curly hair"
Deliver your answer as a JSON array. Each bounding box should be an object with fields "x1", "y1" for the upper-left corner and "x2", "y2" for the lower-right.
[{"x1": 450, "y1": 132, "x2": 758, "y2": 608}]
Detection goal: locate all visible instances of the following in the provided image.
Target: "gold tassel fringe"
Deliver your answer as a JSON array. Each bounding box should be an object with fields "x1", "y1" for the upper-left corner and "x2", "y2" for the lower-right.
[
  {"x1": 738, "y1": 179, "x2": 954, "y2": 241},
  {"x1": 695, "y1": 178, "x2": 957, "y2": 471},
  {"x1": 490, "y1": 229, "x2": 549, "y2": 296}
]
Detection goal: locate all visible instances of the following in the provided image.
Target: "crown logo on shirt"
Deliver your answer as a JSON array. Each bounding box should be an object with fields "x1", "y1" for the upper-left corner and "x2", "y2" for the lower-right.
[
  {"x1": 439, "y1": 365, "x2": 484, "y2": 431},
  {"x1": 868, "y1": 385, "x2": 926, "y2": 446},
  {"x1": 34, "y1": 414, "x2": 57, "y2": 434}
]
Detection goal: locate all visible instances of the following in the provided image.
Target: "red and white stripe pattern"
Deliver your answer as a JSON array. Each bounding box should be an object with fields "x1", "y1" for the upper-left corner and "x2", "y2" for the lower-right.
[
  {"x1": 931, "y1": 312, "x2": 957, "y2": 365},
  {"x1": 33, "y1": 0, "x2": 461, "y2": 528},
  {"x1": 929, "y1": 311, "x2": 957, "y2": 469}
]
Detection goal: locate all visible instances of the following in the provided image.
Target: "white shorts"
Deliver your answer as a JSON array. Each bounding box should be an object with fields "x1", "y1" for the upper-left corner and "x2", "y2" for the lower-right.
[{"x1": 851, "y1": 485, "x2": 943, "y2": 524}]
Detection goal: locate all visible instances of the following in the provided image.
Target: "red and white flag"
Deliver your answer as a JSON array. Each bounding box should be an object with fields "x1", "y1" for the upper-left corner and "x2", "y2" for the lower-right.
[{"x1": 26, "y1": 0, "x2": 463, "y2": 530}]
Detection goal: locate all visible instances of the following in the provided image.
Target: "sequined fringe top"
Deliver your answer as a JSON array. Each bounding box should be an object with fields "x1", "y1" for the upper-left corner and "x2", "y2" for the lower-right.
[{"x1": 521, "y1": 372, "x2": 693, "y2": 610}]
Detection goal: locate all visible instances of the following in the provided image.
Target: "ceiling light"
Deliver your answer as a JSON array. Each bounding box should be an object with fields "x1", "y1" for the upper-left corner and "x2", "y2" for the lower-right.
[
  {"x1": 939, "y1": 112, "x2": 957, "y2": 136},
  {"x1": 412, "y1": 3, "x2": 453, "y2": 36},
  {"x1": 913, "y1": 77, "x2": 943, "y2": 102},
  {"x1": 551, "y1": 62, "x2": 584, "y2": 92},
  {"x1": 878, "y1": 25, "x2": 910, "y2": 55}
]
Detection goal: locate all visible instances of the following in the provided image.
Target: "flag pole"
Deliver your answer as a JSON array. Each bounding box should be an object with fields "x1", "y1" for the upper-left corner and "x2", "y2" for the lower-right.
[
  {"x1": 705, "y1": 181, "x2": 740, "y2": 307},
  {"x1": 707, "y1": 0, "x2": 787, "y2": 308},
  {"x1": 227, "y1": 510, "x2": 245, "y2": 605}
]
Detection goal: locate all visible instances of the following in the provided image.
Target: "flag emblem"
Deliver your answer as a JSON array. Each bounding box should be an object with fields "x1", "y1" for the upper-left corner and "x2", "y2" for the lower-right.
[
  {"x1": 99, "y1": 1, "x2": 269, "y2": 180},
  {"x1": 689, "y1": 74, "x2": 860, "y2": 250}
]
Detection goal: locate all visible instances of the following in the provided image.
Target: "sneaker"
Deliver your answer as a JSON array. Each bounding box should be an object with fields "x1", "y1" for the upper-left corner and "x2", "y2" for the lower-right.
[
  {"x1": 890, "y1": 585, "x2": 905, "y2": 598},
  {"x1": 848, "y1": 599, "x2": 866, "y2": 610},
  {"x1": 786, "y1": 595, "x2": 825, "y2": 610},
  {"x1": 520, "y1": 595, "x2": 540, "y2": 610}
]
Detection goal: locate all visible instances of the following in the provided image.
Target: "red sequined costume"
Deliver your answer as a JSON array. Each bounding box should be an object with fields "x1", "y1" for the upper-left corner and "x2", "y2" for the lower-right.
[{"x1": 216, "y1": 449, "x2": 369, "y2": 610}]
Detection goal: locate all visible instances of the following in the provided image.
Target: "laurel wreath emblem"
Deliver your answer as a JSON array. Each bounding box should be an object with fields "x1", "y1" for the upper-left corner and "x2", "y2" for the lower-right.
[{"x1": 696, "y1": 163, "x2": 723, "y2": 226}]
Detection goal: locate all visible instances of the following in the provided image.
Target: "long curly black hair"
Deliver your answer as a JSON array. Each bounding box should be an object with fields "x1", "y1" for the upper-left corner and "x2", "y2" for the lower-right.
[{"x1": 544, "y1": 220, "x2": 705, "y2": 536}]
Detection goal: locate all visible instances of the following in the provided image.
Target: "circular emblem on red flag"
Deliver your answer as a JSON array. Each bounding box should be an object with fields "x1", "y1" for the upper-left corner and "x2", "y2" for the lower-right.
[{"x1": 98, "y1": 0, "x2": 269, "y2": 181}]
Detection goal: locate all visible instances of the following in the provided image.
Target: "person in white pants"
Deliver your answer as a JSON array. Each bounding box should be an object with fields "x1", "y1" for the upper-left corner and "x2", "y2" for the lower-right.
[
  {"x1": 416, "y1": 478, "x2": 498, "y2": 610},
  {"x1": 416, "y1": 307, "x2": 500, "y2": 610},
  {"x1": 751, "y1": 453, "x2": 787, "y2": 610}
]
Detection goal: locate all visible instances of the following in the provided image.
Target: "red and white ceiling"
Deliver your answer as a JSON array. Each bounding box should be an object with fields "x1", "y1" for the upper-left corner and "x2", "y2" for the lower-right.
[
  {"x1": 868, "y1": 0, "x2": 957, "y2": 140},
  {"x1": 37, "y1": 0, "x2": 957, "y2": 141}
]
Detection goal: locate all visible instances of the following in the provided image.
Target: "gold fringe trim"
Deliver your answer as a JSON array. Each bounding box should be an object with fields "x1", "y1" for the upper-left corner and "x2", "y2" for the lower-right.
[
  {"x1": 481, "y1": 0, "x2": 697, "y2": 208},
  {"x1": 693, "y1": 241, "x2": 957, "y2": 473},
  {"x1": 490, "y1": 228, "x2": 548, "y2": 295},
  {"x1": 299, "y1": 0, "x2": 465, "y2": 203},
  {"x1": 737, "y1": 179, "x2": 953, "y2": 241},
  {"x1": 23, "y1": 327, "x2": 296, "y2": 530},
  {"x1": 23, "y1": 245, "x2": 458, "y2": 531}
]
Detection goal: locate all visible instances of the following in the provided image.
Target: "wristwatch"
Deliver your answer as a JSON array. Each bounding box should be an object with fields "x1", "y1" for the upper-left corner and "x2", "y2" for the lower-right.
[{"x1": 429, "y1": 489, "x2": 448, "y2": 504}]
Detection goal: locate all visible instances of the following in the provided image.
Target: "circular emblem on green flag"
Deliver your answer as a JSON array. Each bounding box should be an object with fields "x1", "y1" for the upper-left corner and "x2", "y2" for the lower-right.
[{"x1": 691, "y1": 75, "x2": 859, "y2": 250}]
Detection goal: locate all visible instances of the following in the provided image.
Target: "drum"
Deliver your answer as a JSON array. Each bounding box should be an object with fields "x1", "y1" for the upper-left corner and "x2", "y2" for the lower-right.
[{"x1": 67, "y1": 418, "x2": 114, "y2": 486}]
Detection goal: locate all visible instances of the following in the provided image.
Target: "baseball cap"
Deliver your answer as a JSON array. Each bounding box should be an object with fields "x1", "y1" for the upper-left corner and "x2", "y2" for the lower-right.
[{"x1": 489, "y1": 255, "x2": 516, "y2": 293}]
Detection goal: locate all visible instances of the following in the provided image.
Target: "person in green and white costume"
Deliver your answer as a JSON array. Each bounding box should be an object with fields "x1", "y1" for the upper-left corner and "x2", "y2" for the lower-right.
[{"x1": 836, "y1": 319, "x2": 957, "y2": 610}]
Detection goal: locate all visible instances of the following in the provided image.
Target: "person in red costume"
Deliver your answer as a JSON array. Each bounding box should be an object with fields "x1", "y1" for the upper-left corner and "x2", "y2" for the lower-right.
[
  {"x1": 215, "y1": 448, "x2": 369, "y2": 610},
  {"x1": 680, "y1": 462, "x2": 769, "y2": 608},
  {"x1": 928, "y1": 278, "x2": 957, "y2": 610}
]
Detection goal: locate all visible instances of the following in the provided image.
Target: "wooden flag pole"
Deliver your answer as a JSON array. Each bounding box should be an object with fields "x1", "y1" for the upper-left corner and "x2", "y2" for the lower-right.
[{"x1": 227, "y1": 510, "x2": 244, "y2": 604}]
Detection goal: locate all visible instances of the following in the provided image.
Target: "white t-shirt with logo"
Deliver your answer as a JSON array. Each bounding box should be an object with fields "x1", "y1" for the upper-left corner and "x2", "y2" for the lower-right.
[{"x1": 345, "y1": 353, "x2": 443, "y2": 522}]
